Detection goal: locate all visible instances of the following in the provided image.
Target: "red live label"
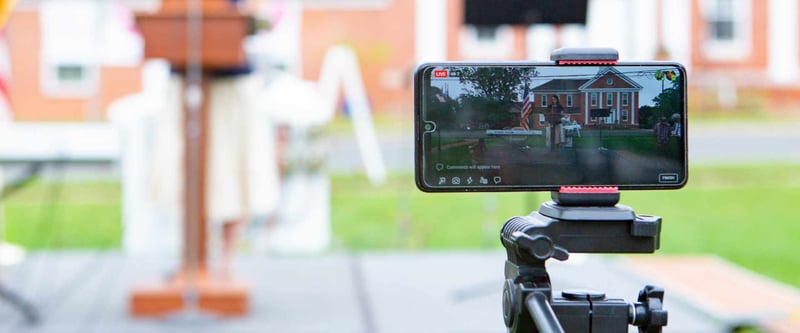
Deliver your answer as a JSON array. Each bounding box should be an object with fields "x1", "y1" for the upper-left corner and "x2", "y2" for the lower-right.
[{"x1": 433, "y1": 70, "x2": 448, "y2": 78}]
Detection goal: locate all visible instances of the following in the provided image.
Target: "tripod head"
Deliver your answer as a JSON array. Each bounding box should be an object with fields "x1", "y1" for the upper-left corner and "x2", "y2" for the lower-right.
[{"x1": 500, "y1": 188, "x2": 668, "y2": 333}]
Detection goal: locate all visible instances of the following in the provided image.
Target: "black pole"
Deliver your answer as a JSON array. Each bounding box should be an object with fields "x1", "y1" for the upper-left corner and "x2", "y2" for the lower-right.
[{"x1": 526, "y1": 292, "x2": 565, "y2": 333}]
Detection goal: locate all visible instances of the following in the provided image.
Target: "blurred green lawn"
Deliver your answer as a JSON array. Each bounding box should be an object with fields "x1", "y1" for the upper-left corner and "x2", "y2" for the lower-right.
[
  {"x1": 2, "y1": 181, "x2": 122, "y2": 249},
  {"x1": 2, "y1": 164, "x2": 799, "y2": 286},
  {"x1": 332, "y1": 164, "x2": 800, "y2": 287}
]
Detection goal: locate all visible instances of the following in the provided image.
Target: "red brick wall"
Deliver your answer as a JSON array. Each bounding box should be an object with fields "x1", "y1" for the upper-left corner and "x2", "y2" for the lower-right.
[{"x1": 301, "y1": 1, "x2": 416, "y2": 116}]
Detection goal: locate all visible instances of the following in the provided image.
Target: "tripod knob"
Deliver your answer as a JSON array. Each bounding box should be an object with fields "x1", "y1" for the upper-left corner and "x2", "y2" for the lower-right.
[
  {"x1": 631, "y1": 285, "x2": 668, "y2": 333},
  {"x1": 512, "y1": 232, "x2": 569, "y2": 261},
  {"x1": 502, "y1": 279, "x2": 518, "y2": 328}
]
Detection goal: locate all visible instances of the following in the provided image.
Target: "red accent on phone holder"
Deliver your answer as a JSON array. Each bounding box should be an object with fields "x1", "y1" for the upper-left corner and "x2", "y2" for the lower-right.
[
  {"x1": 552, "y1": 186, "x2": 620, "y2": 207},
  {"x1": 559, "y1": 186, "x2": 619, "y2": 194},
  {"x1": 550, "y1": 47, "x2": 620, "y2": 66},
  {"x1": 555, "y1": 60, "x2": 619, "y2": 66}
]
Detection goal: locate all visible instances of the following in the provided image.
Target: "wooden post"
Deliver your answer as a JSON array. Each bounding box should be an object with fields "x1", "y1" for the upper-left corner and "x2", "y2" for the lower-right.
[{"x1": 129, "y1": 0, "x2": 252, "y2": 317}]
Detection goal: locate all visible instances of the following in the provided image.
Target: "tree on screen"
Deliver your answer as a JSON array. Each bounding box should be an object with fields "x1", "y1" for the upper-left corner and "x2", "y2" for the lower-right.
[
  {"x1": 639, "y1": 77, "x2": 683, "y2": 129},
  {"x1": 459, "y1": 67, "x2": 538, "y2": 102},
  {"x1": 457, "y1": 67, "x2": 538, "y2": 128}
]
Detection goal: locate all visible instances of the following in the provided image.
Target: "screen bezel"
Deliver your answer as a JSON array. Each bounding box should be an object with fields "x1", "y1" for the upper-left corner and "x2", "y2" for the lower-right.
[{"x1": 414, "y1": 62, "x2": 688, "y2": 193}]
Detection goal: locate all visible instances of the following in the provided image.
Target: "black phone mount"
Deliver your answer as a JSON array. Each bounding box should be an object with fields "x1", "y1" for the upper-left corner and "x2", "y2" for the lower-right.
[
  {"x1": 500, "y1": 49, "x2": 667, "y2": 333},
  {"x1": 501, "y1": 187, "x2": 667, "y2": 333}
]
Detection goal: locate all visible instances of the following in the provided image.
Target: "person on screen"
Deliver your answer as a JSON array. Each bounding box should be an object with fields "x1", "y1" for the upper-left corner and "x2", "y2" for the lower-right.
[
  {"x1": 654, "y1": 117, "x2": 672, "y2": 153},
  {"x1": 671, "y1": 113, "x2": 682, "y2": 137},
  {"x1": 548, "y1": 95, "x2": 566, "y2": 148},
  {"x1": 469, "y1": 138, "x2": 487, "y2": 164}
]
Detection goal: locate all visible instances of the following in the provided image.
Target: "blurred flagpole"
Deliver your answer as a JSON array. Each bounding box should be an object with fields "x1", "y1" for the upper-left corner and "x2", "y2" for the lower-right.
[{"x1": 0, "y1": 30, "x2": 11, "y2": 122}]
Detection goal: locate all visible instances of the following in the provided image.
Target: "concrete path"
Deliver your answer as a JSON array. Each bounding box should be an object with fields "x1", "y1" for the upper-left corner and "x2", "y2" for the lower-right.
[
  {"x1": 0, "y1": 251, "x2": 774, "y2": 333},
  {"x1": 687, "y1": 122, "x2": 800, "y2": 165}
]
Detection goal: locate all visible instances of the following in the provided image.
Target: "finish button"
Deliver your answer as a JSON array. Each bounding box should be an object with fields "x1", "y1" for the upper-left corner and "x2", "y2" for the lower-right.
[{"x1": 658, "y1": 173, "x2": 680, "y2": 184}]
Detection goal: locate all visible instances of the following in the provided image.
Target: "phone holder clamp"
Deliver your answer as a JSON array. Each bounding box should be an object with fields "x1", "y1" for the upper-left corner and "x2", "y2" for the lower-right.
[
  {"x1": 501, "y1": 186, "x2": 667, "y2": 333},
  {"x1": 551, "y1": 47, "x2": 619, "y2": 66}
]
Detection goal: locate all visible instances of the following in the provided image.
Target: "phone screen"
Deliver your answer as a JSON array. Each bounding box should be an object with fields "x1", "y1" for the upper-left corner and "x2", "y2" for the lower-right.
[{"x1": 415, "y1": 63, "x2": 687, "y2": 192}]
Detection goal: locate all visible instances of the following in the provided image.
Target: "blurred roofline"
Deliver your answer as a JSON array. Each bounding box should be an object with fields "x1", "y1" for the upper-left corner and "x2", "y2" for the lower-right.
[
  {"x1": 16, "y1": 0, "x2": 160, "y2": 11},
  {"x1": 16, "y1": 0, "x2": 392, "y2": 12}
]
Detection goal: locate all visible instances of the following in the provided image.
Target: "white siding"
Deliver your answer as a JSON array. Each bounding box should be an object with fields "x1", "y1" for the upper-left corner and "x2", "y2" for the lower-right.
[
  {"x1": 662, "y1": 0, "x2": 692, "y2": 71},
  {"x1": 415, "y1": 0, "x2": 447, "y2": 64},
  {"x1": 768, "y1": 0, "x2": 800, "y2": 84}
]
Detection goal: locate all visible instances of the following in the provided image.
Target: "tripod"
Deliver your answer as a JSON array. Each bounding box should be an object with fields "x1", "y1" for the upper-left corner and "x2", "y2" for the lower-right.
[
  {"x1": 500, "y1": 188, "x2": 667, "y2": 333},
  {"x1": 0, "y1": 163, "x2": 42, "y2": 324}
]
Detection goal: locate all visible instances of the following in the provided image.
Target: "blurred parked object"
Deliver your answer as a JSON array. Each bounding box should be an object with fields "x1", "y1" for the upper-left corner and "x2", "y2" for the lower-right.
[{"x1": 257, "y1": 46, "x2": 387, "y2": 253}]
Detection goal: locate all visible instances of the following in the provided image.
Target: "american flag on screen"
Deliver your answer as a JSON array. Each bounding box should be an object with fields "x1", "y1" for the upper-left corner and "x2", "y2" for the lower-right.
[{"x1": 519, "y1": 83, "x2": 532, "y2": 130}]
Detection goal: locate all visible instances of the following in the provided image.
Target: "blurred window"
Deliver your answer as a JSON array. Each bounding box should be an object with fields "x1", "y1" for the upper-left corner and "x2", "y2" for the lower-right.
[
  {"x1": 57, "y1": 65, "x2": 86, "y2": 83},
  {"x1": 701, "y1": 0, "x2": 751, "y2": 60},
  {"x1": 540, "y1": 95, "x2": 547, "y2": 107},
  {"x1": 566, "y1": 95, "x2": 573, "y2": 107},
  {"x1": 590, "y1": 92, "x2": 597, "y2": 106},
  {"x1": 621, "y1": 110, "x2": 629, "y2": 122},
  {"x1": 622, "y1": 93, "x2": 629, "y2": 106},
  {"x1": 39, "y1": 1, "x2": 141, "y2": 97},
  {"x1": 708, "y1": 0, "x2": 735, "y2": 40},
  {"x1": 42, "y1": 62, "x2": 98, "y2": 97},
  {"x1": 475, "y1": 26, "x2": 497, "y2": 41},
  {"x1": 606, "y1": 93, "x2": 613, "y2": 106}
]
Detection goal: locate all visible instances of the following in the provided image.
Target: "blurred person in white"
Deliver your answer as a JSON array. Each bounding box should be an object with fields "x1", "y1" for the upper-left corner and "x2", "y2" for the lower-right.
[{"x1": 205, "y1": 70, "x2": 282, "y2": 268}]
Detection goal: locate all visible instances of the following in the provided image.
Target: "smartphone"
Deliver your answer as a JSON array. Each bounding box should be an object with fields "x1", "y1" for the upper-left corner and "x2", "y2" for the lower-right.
[{"x1": 415, "y1": 62, "x2": 687, "y2": 192}]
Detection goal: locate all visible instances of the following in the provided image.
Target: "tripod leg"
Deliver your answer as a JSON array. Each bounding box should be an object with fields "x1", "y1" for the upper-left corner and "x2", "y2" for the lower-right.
[
  {"x1": 0, "y1": 284, "x2": 40, "y2": 324},
  {"x1": 525, "y1": 292, "x2": 564, "y2": 333}
]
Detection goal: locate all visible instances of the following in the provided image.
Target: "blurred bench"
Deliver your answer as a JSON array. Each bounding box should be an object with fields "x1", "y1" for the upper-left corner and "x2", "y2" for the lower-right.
[{"x1": 0, "y1": 123, "x2": 118, "y2": 164}]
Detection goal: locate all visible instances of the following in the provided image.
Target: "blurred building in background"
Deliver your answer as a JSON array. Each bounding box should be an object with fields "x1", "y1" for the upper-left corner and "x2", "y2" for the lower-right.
[
  {"x1": 4, "y1": 0, "x2": 151, "y2": 121},
  {"x1": 2, "y1": 0, "x2": 799, "y2": 122}
]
